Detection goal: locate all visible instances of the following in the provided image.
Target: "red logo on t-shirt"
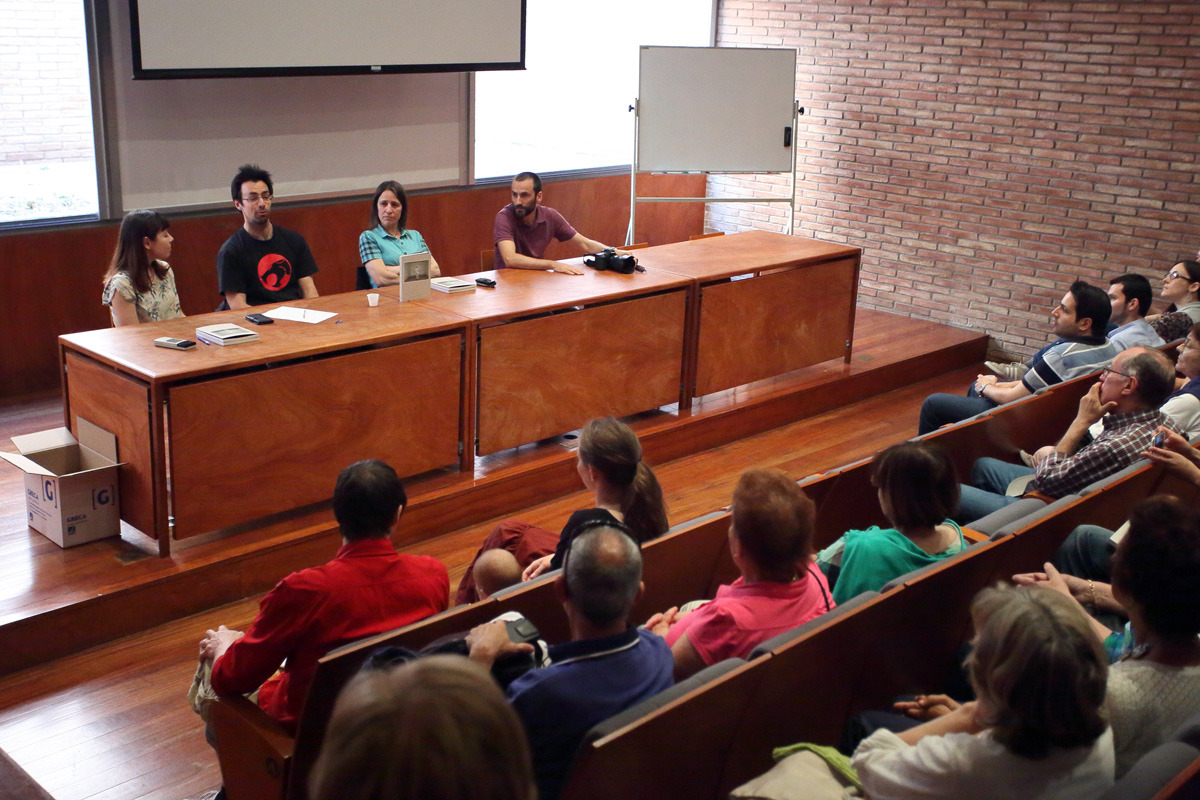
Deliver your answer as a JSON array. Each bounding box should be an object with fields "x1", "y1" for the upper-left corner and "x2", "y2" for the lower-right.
[{"x1": 258, "y1": 254, "x2": 293, "y2": 291}]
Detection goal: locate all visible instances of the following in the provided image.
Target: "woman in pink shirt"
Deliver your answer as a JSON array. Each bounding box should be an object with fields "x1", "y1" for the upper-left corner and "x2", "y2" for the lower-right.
[{"x1": 647, "y1": 468, "x2": 834, "y2": 679}]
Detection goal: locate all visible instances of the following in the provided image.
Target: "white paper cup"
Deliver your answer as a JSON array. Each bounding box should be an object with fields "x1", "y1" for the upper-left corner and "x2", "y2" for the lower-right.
[{"x1": 367, "y1": 293, "x2": 380, "y2": 307}]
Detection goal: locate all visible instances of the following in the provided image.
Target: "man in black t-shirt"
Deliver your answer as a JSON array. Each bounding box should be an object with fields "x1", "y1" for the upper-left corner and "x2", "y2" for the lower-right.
[{"x1": 217, "y1": 164, "x2": 319, "y2": 308}]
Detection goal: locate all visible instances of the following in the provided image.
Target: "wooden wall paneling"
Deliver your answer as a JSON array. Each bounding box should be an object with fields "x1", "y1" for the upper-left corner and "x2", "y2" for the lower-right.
[
  {"x1": 476, "y1": 290, "x2": 687, "y2": 455},
  {"x1": 167, "y1": 334, "x2": 462, "y2": 538},
  {"x1": 694, "y1": 257, "x2": 858, "y2": 396},
  {"x1": 0, "y1": 225, "x2": 115, "y2": 397},
  {"x1": 61, "y1": 351, "x2": 158, "y2": 540}
]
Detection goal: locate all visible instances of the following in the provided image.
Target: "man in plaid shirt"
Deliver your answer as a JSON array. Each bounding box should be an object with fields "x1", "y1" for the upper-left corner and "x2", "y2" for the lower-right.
[{"x1": 957, "y1": 347, "x2": 1179, "y2": 522}]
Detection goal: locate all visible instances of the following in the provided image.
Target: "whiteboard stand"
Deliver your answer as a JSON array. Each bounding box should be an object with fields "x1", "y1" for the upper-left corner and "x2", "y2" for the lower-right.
[
  {"x1": 626, "y1": 100, "x2": 801, "y2": 245},
  {"x1": 624, "y1": 46, "x2": 803, "y2": 246}
]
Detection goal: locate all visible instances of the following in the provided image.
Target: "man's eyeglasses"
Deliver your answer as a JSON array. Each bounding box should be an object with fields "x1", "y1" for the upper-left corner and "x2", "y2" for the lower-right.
[
  {"x1": 1101, "y1": 366, "x2": 1133, "y2": 381},
  {"x1": 240, "y1": 193, "x2": 272, "y2": 204}
]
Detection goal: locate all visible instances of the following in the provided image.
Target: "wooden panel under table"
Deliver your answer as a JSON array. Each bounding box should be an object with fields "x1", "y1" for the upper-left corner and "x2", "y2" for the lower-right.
[
  {"x1": 695, "y1": 257, "x2": 858, "y2": 396},
  {"x1": 62, "y1": 350, "x2": 160, "y2": 538},
  {"x1": 477, "y1": 290, "x2": 687, "y2": 455},
  {"x1": 167, "y1": 334, "x2": 462, "y2": 539}
]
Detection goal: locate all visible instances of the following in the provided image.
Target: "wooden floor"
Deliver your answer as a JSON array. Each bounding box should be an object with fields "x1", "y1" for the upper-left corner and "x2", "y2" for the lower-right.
[{"x1": 0, "y1": 308, "x2": 988, "y2": 800}]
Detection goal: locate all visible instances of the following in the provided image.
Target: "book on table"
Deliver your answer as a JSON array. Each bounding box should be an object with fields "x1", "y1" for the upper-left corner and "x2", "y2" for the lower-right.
[
  {"x1": 195, "y1": 323, "x2": 259, "y2": 346},
  {"x1": 430, "y1": 276, "x2": 476, "y2": 293}
]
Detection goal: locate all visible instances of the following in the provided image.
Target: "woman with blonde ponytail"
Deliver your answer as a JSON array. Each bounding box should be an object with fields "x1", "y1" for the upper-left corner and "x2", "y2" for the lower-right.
[{"x1": 455, "y1": 417, "x2": 668, "y2": 603}]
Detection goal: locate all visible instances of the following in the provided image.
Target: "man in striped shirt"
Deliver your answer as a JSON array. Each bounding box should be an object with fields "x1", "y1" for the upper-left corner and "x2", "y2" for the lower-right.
[{"x1": 918, "y1": 280, "x2": 1118, "y2": 434}]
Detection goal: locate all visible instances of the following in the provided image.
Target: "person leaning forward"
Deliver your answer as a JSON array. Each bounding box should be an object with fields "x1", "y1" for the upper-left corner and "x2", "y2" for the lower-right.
[{"x1": 493, "y1": 170, "x2": 632, "y2": 274}]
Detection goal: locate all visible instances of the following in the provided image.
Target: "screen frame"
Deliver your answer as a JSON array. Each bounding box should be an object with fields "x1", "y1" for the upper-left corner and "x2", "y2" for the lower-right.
[{"x1": 128, "y1": 0, "x2": 526, "y2": 79}]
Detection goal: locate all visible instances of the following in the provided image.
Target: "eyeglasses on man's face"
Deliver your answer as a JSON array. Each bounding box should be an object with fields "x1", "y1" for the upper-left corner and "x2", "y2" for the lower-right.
[{"x1": 1101, "y1": 366, "x2": 1133, "y2": 381}]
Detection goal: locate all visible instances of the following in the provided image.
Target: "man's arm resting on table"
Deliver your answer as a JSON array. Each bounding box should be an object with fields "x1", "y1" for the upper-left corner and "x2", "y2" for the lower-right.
[
  {"x1": 568, "y1": 233, "x2": 629, "y2": 257},
  {"x1": 496, "y1": 239, "x2": 582, "y2": 275},
  {"x1": 299, "y1": 276, "x2": 319, "y2": 298},
  {"x1": 224, "y1": 292, "x2": 250, "y2": 310}
]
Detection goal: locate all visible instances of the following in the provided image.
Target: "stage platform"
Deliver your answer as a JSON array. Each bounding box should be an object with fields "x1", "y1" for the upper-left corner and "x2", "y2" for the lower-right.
[{"x1": 0, "y1": 308, "x2": 987, "y2": 676}]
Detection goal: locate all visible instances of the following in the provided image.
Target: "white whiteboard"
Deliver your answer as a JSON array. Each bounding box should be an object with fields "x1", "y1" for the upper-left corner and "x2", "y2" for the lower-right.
[
  {"x1": 637, "y1": 47, "x2": 796, "y2": 173},
  {"x1": 130, "y1": 0, "x2": 523, "y2": 76},
  {"x1": 107, "y1": 0, "x2": 464, "y2": 211}
]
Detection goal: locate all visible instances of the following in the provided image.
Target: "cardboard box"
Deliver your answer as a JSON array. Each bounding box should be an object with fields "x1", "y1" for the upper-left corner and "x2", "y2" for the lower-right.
[{"x1": 0, "y1": 418, "x2": 122, "y2": 547}]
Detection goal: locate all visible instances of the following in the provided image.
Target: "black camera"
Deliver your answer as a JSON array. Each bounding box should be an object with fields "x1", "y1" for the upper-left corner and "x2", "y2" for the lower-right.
[{"x1": 585, "y1": 248, "x2": 639, "y2": 274}]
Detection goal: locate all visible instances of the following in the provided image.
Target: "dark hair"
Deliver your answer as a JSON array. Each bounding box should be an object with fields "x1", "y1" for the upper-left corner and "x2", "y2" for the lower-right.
[
  {"x1": 564, "y1": 526, "x2": 642, "y2": 626},
  {"x1": 872, "y1": 441, "x2": 960, "y2": 530},
  {"x1": 513, "y1": 171, "x2": 542, "y2": 194},
  {"x1": 968, "y1": 585, "x2": 1108, "y2": 760},
  {"x1": 731, "y1": 468, "x2": 815, "y2": 580},
  {"x1": 310, "y1": 655, "x2": 534, "y2": 800},
  {"x1": 103, "y1": 210, "x2": 170, "y2": 294},
  {"x1": 1110, "y1": 273, "x2": 1154, "y2": 318},
  {"x1": 1111, "y1": 497, "x2": 1200, "y2": 640},
  {"x1": 332, "y1": 460, "x2": 407, "y2": 541},
  {"x1": 1069, "y1": 279, "x2": 1111, "y2": 335},
  {"x1": 369, "y1": 180, "x2": 409, "y2": 232},
  {"x1": 231, "y1": 163, "x2": 273, "y2": 201},
  {"x1": 578, "y1": 417, "x2": 668, "y2": 544},
  {"x1": 1166, "y1": 260, "x2": 1200, "y2": 312},
  {"x1": 1123, "y1": 347, "x2": 1175, "y2": 408}
]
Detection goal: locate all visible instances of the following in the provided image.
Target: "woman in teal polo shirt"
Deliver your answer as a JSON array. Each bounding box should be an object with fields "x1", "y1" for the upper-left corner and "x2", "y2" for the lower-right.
[
  {"x1": 357, "y1": 180, "x2": 441, "y2": 288},
  {"x1": 817, "y1": 441, "x2": 965, "y2": 603}
]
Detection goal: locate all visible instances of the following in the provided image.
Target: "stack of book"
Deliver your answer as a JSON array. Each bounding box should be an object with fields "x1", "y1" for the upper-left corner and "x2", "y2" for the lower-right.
[
  {"x1": 430, "y1": 276, "x2": 476, "y2": 294},
  {"x1": 195, "y1": 323, "x2": 259, "y2": 346}
]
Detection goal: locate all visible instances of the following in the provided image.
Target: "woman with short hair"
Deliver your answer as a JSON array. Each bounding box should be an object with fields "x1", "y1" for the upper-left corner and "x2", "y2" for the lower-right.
[
  {"x1": 852, "y1": 584, "x2": 1113, "y2": 799},
  {"x1": 817, "y1": 441, "x2": 965, "y2": 603}
]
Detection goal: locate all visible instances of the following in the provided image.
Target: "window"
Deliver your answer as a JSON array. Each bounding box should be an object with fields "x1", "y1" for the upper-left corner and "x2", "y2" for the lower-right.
[
  {"x1": 474, "y1": 0, "x2": 714, "y2": 181},
  {"x1": 0, "y1": 0, "x2": 99, "y2": 225}
]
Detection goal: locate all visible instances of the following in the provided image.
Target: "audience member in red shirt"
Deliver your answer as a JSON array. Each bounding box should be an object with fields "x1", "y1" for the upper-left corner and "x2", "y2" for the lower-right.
[{"x1": 200, "y1": 459, "x2": 449, "y2": 731}]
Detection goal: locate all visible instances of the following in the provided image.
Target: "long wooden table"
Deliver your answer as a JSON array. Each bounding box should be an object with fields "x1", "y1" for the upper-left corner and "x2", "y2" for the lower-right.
[
  {"x1": 633, "y1": 231, "x2": 861, "y2": 400},
  {"x1": 57, "y1": 231, "x2": 860, "y2": 552},
  {"x1": 59, "y1": 292, "x2": 469, "y2": 552},
  {"x1": 415, "y1": 266, "x2": 692, "y2": 455}
]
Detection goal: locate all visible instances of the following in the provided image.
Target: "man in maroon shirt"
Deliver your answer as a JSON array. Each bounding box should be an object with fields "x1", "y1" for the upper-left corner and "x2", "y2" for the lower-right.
[
  {"x1": 493, "y1": 171, "x2": 630, "y2": 274},
  {"x1": 199, "y1": 459, "x2": 449, "y2": 733}
]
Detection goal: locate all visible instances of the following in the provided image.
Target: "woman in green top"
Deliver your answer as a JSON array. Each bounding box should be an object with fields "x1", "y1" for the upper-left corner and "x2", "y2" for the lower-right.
[{"x1": 817, "y1": 441, "x2": 965, "y2": 603}]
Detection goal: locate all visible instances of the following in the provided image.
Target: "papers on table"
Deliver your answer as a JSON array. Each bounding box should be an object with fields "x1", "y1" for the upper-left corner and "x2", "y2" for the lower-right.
[{"x1": 264, "y1": 306, "x2": 338, "y2": 324}]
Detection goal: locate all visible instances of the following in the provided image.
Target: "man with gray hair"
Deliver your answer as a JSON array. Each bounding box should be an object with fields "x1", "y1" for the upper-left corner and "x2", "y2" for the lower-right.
[
  {"x1": 957, "y1": 347, "x2": 1180, "y2": 521},
  {"x1": 467, "y1": 524, "x2": 673, "y2": 800}
]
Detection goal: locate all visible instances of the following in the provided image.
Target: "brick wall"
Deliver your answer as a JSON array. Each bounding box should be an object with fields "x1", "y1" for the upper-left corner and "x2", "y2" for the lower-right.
[
  {"x1": 707, "y1": 0, "x2": 1200, "y2": 359},
  {"x1": 0, "y1": 0, "x2": 93, "y2": 165}
]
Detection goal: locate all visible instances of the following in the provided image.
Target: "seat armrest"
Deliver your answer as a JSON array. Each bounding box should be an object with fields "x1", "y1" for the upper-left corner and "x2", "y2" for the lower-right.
[
  {"x1": 210, "y1": 695, "x2": 294, "y2": 800},
  {"x1": 960, "y1": 527, "x2": 989, "y2": 543}
]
